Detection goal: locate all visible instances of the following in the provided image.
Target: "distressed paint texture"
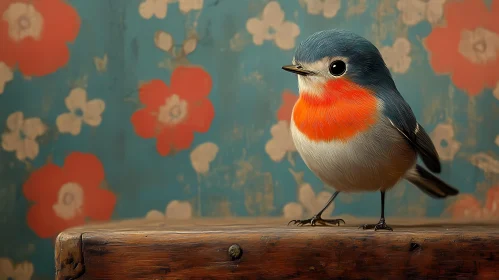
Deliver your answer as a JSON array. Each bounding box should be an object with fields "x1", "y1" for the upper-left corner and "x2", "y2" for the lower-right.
[{"x1": 0, "y1": 0, "x2": 498, "y2": 278}]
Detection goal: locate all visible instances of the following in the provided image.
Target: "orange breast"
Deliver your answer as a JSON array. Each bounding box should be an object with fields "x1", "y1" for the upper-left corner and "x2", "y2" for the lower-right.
[{"x1": 292, "y1": 78, "x2": 378, "y2": 142}]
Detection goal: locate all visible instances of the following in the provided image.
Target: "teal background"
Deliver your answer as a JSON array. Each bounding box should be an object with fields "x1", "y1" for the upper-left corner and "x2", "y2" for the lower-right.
[{"x1": 1, "y1": 0, "x2": 498, "y2": 278}]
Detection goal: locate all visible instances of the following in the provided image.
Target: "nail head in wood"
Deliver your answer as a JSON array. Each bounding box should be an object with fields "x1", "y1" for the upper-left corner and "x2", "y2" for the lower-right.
[{"x1": 228, "y1": 244, "x2": 243, "y2": 260}]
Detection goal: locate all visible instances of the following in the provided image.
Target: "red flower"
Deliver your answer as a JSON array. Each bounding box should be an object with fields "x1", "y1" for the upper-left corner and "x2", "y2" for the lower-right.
[
  {"x1": 131, "y1": 66, "x2": 215, "y2": 156},
  {"x1": 277, "y1": 90, "x2": 298, "y2": 122},
  {"x1": 425, "y1": 0, "x2": 499, "y2": 95},
  {"x1": 23, "y1": 152, "x2": 116, "y2": 238},
  {"x1": 0, "y1": 0, "x2": 81, "y2": 76},
  {"x1": 449, "y1": 186, "x2": 499, "y2": 220}
]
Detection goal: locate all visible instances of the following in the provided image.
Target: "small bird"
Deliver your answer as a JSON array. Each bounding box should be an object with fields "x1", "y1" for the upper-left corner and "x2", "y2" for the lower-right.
[{"x1": 281, "y1": 29, "x2": 459, "y2": 231}]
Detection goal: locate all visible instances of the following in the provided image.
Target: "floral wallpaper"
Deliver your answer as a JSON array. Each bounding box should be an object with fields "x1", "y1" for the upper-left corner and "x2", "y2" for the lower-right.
[{"x1": 0, "y1": 0, "x2": 498, "y2": 278}]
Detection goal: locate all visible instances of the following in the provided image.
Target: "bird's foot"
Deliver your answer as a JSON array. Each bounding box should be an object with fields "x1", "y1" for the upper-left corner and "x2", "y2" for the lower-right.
[
  {"x1": 288, "y1": 215, "x2": 345, "y2": 227},
  {"x1": 359, "y1": 219, "x2": 393, "y2": 231}
]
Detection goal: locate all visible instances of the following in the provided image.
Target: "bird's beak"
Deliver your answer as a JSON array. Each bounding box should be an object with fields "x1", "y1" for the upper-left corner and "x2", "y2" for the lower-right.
[{"x1": 281, "y1": 65, "x2": 316, "y2": 76}]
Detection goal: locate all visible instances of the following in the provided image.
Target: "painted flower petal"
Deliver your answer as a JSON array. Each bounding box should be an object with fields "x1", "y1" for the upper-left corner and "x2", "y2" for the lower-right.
[
  {"x1": 0, "y1": 258, "x2": 15, "y2": 279},
  {"x1": 322, "y1": 0, "x2": 341, "y2": 18},
  {"x1": 277, "y1": 91, "x2": 298, "y2": 122},
  {"x1": 64, "y1": 152, "x2": 105, "y2": 191},
  {"x1": 170, "y1": 66, "x2": 212, "y2": 101},
  {"x1": 154, "y1": 31, "x2": 173, "y2": 52},
  {"x1": 165, "y1": 200, "x2": 192, "y2": 220},
  {"x1": 1, "y1": 131, "x2": 20, "y2": 152},
  {"x1": 23, "y1": 163, "x2": 65, "y2": 204},
  {"x1": 145, "y1": 210, "x2": 165, "y2": 220},
  {"x1": 22, "y1": 138, "x2": 40, "y2": 160},
  {"x1": 262, "y1": 1, "x2": 284, "y2": 28},
  {"x1": 13, "y1": 261, "x2": 34, "y2": 280},
  {"x1": 246, "y1": 18, "x2": 267, "y2": 45},
  {"x1": 84, "y1": 188, "x2": 116, "y2": 221},
  {"x1": 274, "y1": 21, "x2": 300, "y2": 50},
  {"x1": 131, "y1": 108, "x2": 159, "y2": 138},
  {"x1": 83, "y1": 99, "x2": 105, "y2": 126},
  {"x1": 283, "y1": 202, "x2": 303, "y2": 219},
  {"x1": 22, "y1": 117, "x2": 46, "y2": 139},
  {"x1": 185, "y1": 98, "x2": 215, "y2": 133},
  {"x1": 139, "y1": 79, "x2": 170, "y2": 110},
  {"x1": 0, "y1": 62, "x2": 14, "y2": 94},
  {"x1": 298, "y1": 183, "x2": 316, "y2": 215},
  {"x1": 66, "y1": 88, "x2": 87, "y2": 112},
  {"x1": 156, "y1": 128, "x2": 172, "y2": 156},
  {"x1": 6, "y1": 111, "x2": 23, "y2": 131},
  {"x1": 171, "y1": 124, "x2": 195, "y2": 151},
  {"x1": 56, "y1": 113, "x2": 82, "y2": 135},
  {"x1": 27, "y1": 203, "x2": 84, "y2": 238}
]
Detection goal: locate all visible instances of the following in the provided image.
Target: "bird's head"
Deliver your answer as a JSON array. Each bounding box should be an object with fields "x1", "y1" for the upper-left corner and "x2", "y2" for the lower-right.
[{"x1": 282, "y1": 29, "x2": 395, "y2": 98}]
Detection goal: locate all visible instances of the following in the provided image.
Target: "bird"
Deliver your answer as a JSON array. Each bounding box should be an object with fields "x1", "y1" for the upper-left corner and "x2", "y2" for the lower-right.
[{"x1": 281, "y1": 29, "x2": 459, "y2": 231}]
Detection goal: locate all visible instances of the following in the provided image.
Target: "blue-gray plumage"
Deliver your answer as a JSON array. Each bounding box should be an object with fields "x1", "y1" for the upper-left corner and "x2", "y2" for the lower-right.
[{"x1": 282, "y1": 29, "x2": 459, "y2": 230}]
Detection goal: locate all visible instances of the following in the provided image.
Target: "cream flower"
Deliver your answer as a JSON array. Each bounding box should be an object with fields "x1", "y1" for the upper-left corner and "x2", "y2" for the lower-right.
[
  {"x1": 52, "y1": 182, "x2": 85, "y2": 220},
  {"x1": 458, "y1": 27, "x2": 499, "y2": 65},
  {"x1": 380, "y1": 37, "x2": 412, "y2": 74},
  {"x1": 139, "y1": 0, "x2": 169, "y2": 19},
  {"x1": 0, "y1": 62, "x2": 13, "y2": 94},
  {"x1": 178, "y1": 0, "x2": 204, "y2": 13},
  {"x1": 145, "y1": 200, "x2": 193, "y2": 220},
  {"x1": 303, "y1": 0, "x2": 341, "y2": 18},
  {"x1": 469, "y1": 153, "x2": 499, "y2": 174},
  {"x1": 396, "y1": 0, "x2": 446, "y2": 26},
  {"x1": 283, "y1": 183, "x2": 334, "y2": 219},
  {"x1": 246, "y1": 1, "x2": 300, "y2": 50},
  {"x1": 430, "y1": 123, "x2": 461, "y2": 161},
  {"x1": 190, "y1": 142, "x2": 219, "y2": 174},
  {"x1": 265, "y1": 120, "x2": 296, "y2": 162},
  {"x1": 0, "y1": 258, "x2": 34, "y2": 280},
  {"x1": 56, "y1": 88, "x2": 105, "y2": 136},
  {"x1": 2, "y1": 2, "x2": 44, "y2": 42},
  {"x1": 2, "y1": 112, "x2": 46, "y2": 161}
]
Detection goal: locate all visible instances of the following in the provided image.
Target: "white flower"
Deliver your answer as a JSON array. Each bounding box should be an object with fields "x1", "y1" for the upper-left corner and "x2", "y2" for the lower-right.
[
  {"x1": 56, "y1": 88, "x2": 105, "y2": 136},
  {"x1": 2, "y1": 2, "x2": 44, "y2": 42},
  {"x1": 458, "y1": 27, "x2": 499, "y2": 65},
  {"x1": 303, "y1": 0, "x2": 341, "y2": 18},
  {"x1": 190, "y1": 142, "x2": 219, "y2": 174},
  {"x1": 0, "y1": 258, "x2": 34, "y2": 280},
  {"x1": 178, "y1": 0, "x2": 204, "y2": 14},
  {"x1": 246, "y1": 1, "x2": 300, "y2": 50},
  {"x1": 2, "y1": 112, "x2": 46, "y2": 161},
  {"x1": 430, "y1": 123, "x2": 461, "y2": 161},
  {"x1": 0, "y1": 62, "x2": 13, "y2": 94},
  {"x1": 396, "y1": 0, "x2": 446, "y2": 26},
  {"x1": 380, "y1": 37, "x2": 412, "y2": 74},
  {"x1": 139, "y1": 0, "x2": 169, "y2": 19},
  {"x1": 469, "y1": 153, "x2": 499, "y2": 174},
  {"x1": 283, "y1": 183, "x2": 334, "y2": 219},
  {"x1": 145, "y1": 200, "x2": 193, "y2": 220},
  {"x1": 52, "y1": 182, "x2": 84, "y2": 220},
  {"x1": 154, "y1": 31, "x2": 173, "y2": 52},
  {"x1": 265, "y1": 120, "x2": 296, "y2": 162}
]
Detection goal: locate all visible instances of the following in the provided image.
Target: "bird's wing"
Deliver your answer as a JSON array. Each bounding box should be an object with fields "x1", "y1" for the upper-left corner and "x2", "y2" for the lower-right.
[{"x1": 380, "y1": 90, "x2": 441, "y2": 174}]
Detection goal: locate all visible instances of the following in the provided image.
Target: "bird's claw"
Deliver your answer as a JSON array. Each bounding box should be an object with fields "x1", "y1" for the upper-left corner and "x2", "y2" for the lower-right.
[
  {"x1": 288, "y1": 216, "x2": 345, "y2": 227},
  {"x1": 359, "y1": 221, "x2": 393, "y2": 231}
]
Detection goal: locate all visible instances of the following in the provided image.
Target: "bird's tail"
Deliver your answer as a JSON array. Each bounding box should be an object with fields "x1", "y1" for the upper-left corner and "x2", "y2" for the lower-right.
[{"x1": 405, "y1": 164, "x2": 459, "y2": 199}]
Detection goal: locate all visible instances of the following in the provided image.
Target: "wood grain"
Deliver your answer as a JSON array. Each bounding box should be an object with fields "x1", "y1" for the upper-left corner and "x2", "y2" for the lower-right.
[{"x1": 55, "y1": 217, "x2": 499, "y2": 279}]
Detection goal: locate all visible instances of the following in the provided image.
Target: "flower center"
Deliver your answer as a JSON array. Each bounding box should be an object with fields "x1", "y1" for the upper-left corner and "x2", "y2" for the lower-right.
[
  {"x1": 52, "y1": 182, "x2": 84, "y2": 220},
  {"x1": 458, "y1": 27, "x2": 499, "y2": 64},
  {"x1": 3, "y1": 2, "x2": 44, "y2": 42},
  {"x1": 158, "y1": 94, "x2": 188, "y2": 125},
  {"x1": 74, "y1": 108, "x2": 84, "y2": 117},
  {"x1": 17, "y1": 15, "x2": 31, "y2": 30}
]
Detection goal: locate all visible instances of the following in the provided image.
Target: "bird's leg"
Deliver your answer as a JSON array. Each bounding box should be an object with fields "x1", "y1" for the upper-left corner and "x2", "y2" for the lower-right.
[
  {"x1": 360, "y1": 190, "x2": 393, "y2": 231},
  {"x1": 288, "y1": 191, "x2": 345, "y2": 226}
]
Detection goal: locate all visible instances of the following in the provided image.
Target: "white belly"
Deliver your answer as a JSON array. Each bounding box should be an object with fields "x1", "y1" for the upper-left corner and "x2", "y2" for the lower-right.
[{"x1": 290, "y1": 117, "x2": 416, "y2": 193}]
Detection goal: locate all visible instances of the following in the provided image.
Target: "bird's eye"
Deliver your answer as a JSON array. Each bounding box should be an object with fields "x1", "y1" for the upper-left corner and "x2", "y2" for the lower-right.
[{"x1": 329, "y1": 60, "x2": 346, "y2": 76}]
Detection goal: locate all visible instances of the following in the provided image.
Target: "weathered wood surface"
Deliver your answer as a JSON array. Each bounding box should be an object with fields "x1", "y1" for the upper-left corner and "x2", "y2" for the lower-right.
[{"x1": 55, "y1": 217, "x2": 499, "y2": 279}]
